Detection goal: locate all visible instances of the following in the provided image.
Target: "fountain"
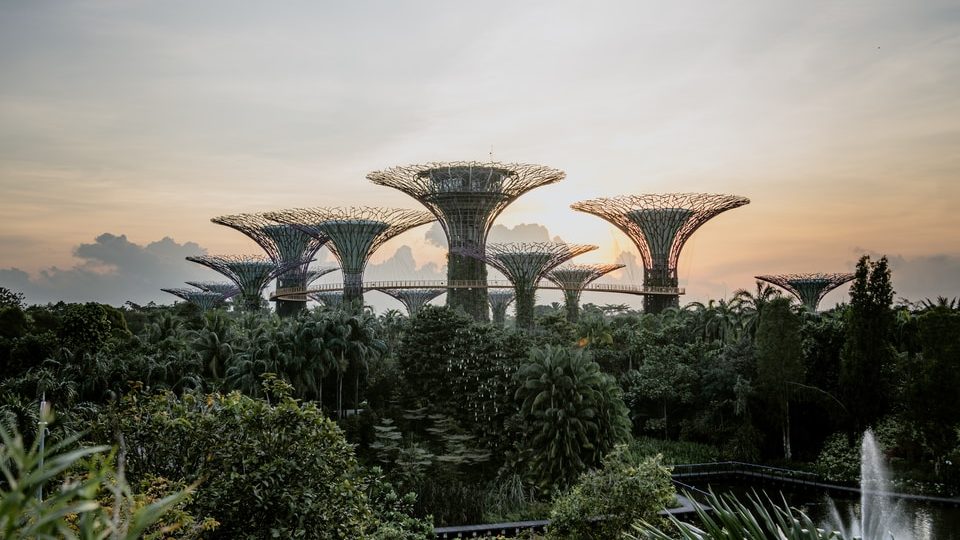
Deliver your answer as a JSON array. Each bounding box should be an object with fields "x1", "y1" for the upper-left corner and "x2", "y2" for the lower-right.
[{"x1": 825, "y1": 430, "x2": 913, "y2": 540}]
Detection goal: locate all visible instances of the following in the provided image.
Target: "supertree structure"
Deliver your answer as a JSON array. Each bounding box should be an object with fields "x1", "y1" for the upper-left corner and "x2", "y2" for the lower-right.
[
  {"x1": 571, "y1": 193, "x2": 750, "y2": 314},
  {"x1": 266, "y1": 207, "x2": 435, "y2": 305},
  {"x1": 309, "y1": 291, "x2": 344, "y2": 308},
  {"x1": 186, "y1": 255, "x2": 296, "y2": 312},
  {"x1": 305, "y1": 266, "x2": 339, "y2": 287},
  {"x1": 487, "y1": 290, "x2": 516, "y2": 327},
  {"x1": 375, "y1": 288, "x2": 446, "y2": 316},
  {"x1": 755, "y1": 273, "x2": 855, "y2": 311},
  {"x1": 546, "y1": 263, "x2": 625, "y2": 323},
  {"x1": 367, "y1": 161, "x2": 565, "y2": 321},
  {"x1": 455, "y1": 242, "x2": 597, "y2": 331},
  {"x1": 185, "y1": 281, "x2": 240, "y2": 299},
  {"x1": 161, "y1": 288, "x2": 225, "y2": 311},
  {"x1": 211, "y1": 213, "x2": 329, "y2": 317}
]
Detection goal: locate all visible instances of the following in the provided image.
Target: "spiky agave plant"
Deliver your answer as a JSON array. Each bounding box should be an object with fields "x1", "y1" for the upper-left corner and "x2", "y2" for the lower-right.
[{"x1": 626, "y1": 489, "x2": 846, "y2": 540}]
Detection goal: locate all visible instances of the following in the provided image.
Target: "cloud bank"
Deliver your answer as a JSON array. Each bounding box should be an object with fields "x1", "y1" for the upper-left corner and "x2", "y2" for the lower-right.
[{"x1": 0, "y1": 233, "x2": 211, "y2": 306}]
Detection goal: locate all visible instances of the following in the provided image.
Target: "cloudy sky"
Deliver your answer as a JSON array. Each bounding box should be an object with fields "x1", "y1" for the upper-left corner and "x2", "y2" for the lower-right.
[{"x1": 1, "y1": 1, "x2": 958, "y2": 310}]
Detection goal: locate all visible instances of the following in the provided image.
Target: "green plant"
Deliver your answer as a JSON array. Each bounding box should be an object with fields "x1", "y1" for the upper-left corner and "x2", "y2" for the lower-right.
[
  {"x1": 513, "y1": 346, "x2": 630, "y2": 492},
  {"x1": 627, "y1": 489, "x2": 845, "y2": 539},
  {"x1": 0, "y1": 420, "x2": 190, "y2": 539},
  {"x1": 102, "y1": 379, "x2": 374, "y2": 539},
  {"x1": 815, "y1": 432, "x2": 861, "y2": 483},
  {"x1": 626, "y1": 436, "x2": 722, "y2": 465},
  {"x1": 547, "y1": 447, "x2": 675, "y2": 539}
]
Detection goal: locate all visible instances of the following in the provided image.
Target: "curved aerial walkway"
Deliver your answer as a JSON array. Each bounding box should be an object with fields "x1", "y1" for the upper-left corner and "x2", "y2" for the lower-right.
[{"x1": 271, "y1": 280, "x2": 684, "y2": 301}]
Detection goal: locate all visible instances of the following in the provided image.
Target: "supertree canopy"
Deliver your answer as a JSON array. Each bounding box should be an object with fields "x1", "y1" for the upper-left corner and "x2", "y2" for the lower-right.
[
  {"x1": 305, "y1": 266, "x2": 339, "y2": 287},
  {"x1": 571, "y1": 193, "x2": 749, "y2": 313},
  {"x1": 185, "y1": 281, "x2": 240, "y2": 299},
  {"x1": 367, "y1": 161, "x2": 565, "y2": 321},
  {"x1": 546, "y1": 263, "x2": 625, "y2": 323},
  {"x1": 161, "y1": 288, "x2": 225, "y2": 311},
  {"x1": 755, "y1": 272, "x2": 855, "y2": 311},
  {"x1": 455, "y1": 242, "x2": 596, "y2": 331},
  {"x1": 375, "y1": 288, "x2": 446, "y2": 316},
  {"x1": 211, "y1": 213, "x2": 329, "y2": 317},
  {"x1": 487, "y1": 290, "x2": 516, "y2": 327},
  {"x1": 309, "y1": 291, "x2": 343, "y2": 308},
  {"x1": 266, "y1": 207, "x2": 435, "y2": 305},
  {"x1": 186, "y1": 255, "x2": 296, "y2": 312}
]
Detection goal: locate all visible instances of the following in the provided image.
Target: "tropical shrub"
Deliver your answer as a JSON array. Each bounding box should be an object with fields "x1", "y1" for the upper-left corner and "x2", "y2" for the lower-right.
[
  {"x1": 626, "y1": 436, "x2": 722, "y2": 465},
  {"x1": 512, "y1": 346, "x2": 631, "y2": 492},
  {"x1": 547, "y1": 447, "x2": 675, "y2": 539},
  {"x1": 0, "y1": 420, "x2": 192, "y2": 539},
  {"x1": 100, "y1": 378, "x2": 376, "y2": 539}
]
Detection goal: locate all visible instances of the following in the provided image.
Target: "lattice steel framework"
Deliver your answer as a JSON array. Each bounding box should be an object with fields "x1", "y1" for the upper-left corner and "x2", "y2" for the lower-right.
[
  {"x1": 305, "y1": 267, "x2": 339, "y2": 287},
  {"x1": 309, "y1": 291, "x2": 344, "y2": 308},
  {"x1": 455, "y1": 242, "x2": 597, "y2": 331},
  {"x1": 185, "y1": 281, "x2": 240, "y2": 299},
  {"x1": 367, "y1": 161, "x2": 565, "y2": 321},
  {"x1": 375, "y1": 288, "x2": 446, "y2": 316},
  {"x1": 755, "y1": 273, "x2": 855, "y2": 311},
  {"x1": 161, "y1": 288, "x2": 225, "y2": 311},
  {"x1": 571, "y1": 193, "x2": 749, "y2": 313},
  {"x1": 186, "y1": 255, "x2": 295, "y2": 312},
  {"x1": 212, "y1": 213, "x2": 329, "y2": 317},
  {"x1": 487, "y1": 290, "x2": 516, "y2": 327},
  {"x1": 546, "y1": 263, "x2": 625, "y2": 323},
  {"x1": 266, "y1": 207, "x2": 435, "y2": 304}
]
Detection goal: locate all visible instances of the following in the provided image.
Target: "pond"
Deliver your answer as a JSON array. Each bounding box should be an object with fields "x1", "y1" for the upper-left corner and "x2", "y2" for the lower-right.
[{"x1": 686, "y1": 480, "x2": 960, "y2": 540}]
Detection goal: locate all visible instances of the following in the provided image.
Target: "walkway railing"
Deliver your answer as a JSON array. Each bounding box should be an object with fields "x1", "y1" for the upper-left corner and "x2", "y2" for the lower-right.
[
  {"x1": 432, "y1": 494, "x2": 704, "y2": 539},
  {"x1": 431, "y1": 461, "x2": 960, "y2": 538},
  {"x1": 669, "y1": 461, "x2": 960, "y2": 506},
  {"x1": 272, "y1": 280, "x2": 684, "y2": 300}
]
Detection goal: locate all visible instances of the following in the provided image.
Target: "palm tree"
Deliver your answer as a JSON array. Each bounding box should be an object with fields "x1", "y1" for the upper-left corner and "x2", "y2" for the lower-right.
[
  {"x1": 576, "y1": 313, "x2": 613, "y2": 349},
  {"x1": 192, "y1": 311, "x2": 234, "y2": 380},
  {"x1": 346, "y1": 311, "x2": 386, "y2": 414},
  {"x1": 734, "y1": 281, "x2": 781, "y2": 338}
]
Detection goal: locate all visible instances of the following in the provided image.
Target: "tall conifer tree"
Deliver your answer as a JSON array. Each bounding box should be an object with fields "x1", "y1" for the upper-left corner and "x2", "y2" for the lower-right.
[{"x1": 840, "y1": 255, "x2": 895, "y2": 431}]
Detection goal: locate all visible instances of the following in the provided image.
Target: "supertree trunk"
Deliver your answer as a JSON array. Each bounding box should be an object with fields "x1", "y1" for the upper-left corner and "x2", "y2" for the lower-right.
[
  {"x1": 563, "y1": 289, "x2": 581, "y2": 323},
  {"x1": 447, "y1": 250, "x2": 489, "y2": 320},
  {"x1": 342, "y1": 272, "x2": 364, "y2": 305}
]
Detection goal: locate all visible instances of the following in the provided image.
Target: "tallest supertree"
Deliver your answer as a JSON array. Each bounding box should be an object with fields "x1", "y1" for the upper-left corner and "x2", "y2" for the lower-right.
[
  {"x1": 572, "y1": 193, "x2": 750, "y2": 313},
  {"x1": 367, "y1": 161, "x2": 565, "y2": 320}
]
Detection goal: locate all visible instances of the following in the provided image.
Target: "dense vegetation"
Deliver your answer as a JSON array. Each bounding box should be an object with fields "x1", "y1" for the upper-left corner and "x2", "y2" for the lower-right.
[{"x1": 2, "y1": 254, "x2": 959, "y2": 537}]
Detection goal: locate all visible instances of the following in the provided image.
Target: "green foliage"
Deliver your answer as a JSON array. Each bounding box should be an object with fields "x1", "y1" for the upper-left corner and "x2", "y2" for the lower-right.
[
  {"x1": 57, "y1": 303, "x2": 113, "y2": 355},
  {"x1": 362, "y1": 467, "x2": 433, "y2": 540},
  {"x1": 513, "y1": 346, "x2": 630, "y2": 492},
  {"x1": 102, "y1": 382, "x2": 374, "y2": 539},
  {"x1": 396, "y1": 306, "x2": 525, "y2": 458},
  {"x1": 841, "y1": 255, "x2": 896, "y2": 430},
  {"x1": 815, "y1": 432, "x2": 861, "y2": 483},
  {"x1": 903, "y1": 307, "x2": 960, "y2": 470},
  {"x1": 548, "y1": 447, "x2": 675, "y2": 539},
  {"x1": 755, "y1": 297, "x2": 805, "y2": 459},
  {"x1": 0, "y1": 287, "x2": 26, "y2": 310},
  {"x1": 628, "y1": 489, "x2": 845, "y2": 539},
  {"x1": 625, "y1": 436, "x2": 722, "y2": 465},
  {"x1": 622, "y1": 343, "x2": 697, "y2": 438},
  {"x1": 0, "y1": 420, "x2": 191, "y2": 539}
]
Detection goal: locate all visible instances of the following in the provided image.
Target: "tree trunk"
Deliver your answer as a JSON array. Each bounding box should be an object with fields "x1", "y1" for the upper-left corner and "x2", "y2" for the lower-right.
[
  {"x1": 337, "y1": 373, "x2": 343, "y2": 419},
  {"x1": 663, "y1": 400, "x2": 669, "y2": 440},
  {"x1": 783, "y1": 401, "x2": 792, "y2": 460}
]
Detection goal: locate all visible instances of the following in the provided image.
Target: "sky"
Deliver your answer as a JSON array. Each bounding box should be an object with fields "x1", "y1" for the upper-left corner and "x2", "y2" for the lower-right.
[{"x1": 1, "y1": 1, "x2": 958, "y2": 312}]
